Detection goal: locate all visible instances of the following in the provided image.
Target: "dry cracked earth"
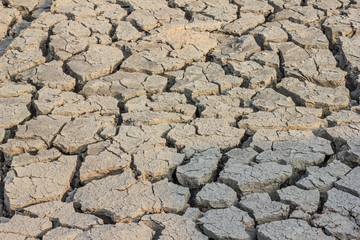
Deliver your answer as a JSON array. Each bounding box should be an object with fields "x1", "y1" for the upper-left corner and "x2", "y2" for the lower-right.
[{"x1": 0, "y1": 0, "x2": 359, "y2": 239}]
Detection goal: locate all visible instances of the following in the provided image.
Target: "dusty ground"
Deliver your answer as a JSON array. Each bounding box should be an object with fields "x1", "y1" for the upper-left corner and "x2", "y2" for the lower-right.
[{"x1": 0, "y1": 0, "x2": 359, "y2": 239}]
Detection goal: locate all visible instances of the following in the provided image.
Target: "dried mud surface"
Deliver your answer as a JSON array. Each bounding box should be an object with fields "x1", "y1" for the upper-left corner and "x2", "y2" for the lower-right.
[{"x1": 0, "y1": 0, "x2": 359, "y2": 239}]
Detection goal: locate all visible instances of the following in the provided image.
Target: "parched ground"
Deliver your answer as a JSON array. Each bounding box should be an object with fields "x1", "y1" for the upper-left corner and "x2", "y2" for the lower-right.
[{"x1": 0, "y1": 0, "x2": 359, "y2": 239}]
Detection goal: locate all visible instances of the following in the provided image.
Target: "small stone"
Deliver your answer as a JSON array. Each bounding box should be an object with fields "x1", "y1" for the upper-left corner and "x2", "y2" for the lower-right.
[
  {"x1": 196, "y1": 182, "x2": 238, "y2": 209},
  {"x1": 239, "y1": 193, "x2": 289, "y2": 224}
]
